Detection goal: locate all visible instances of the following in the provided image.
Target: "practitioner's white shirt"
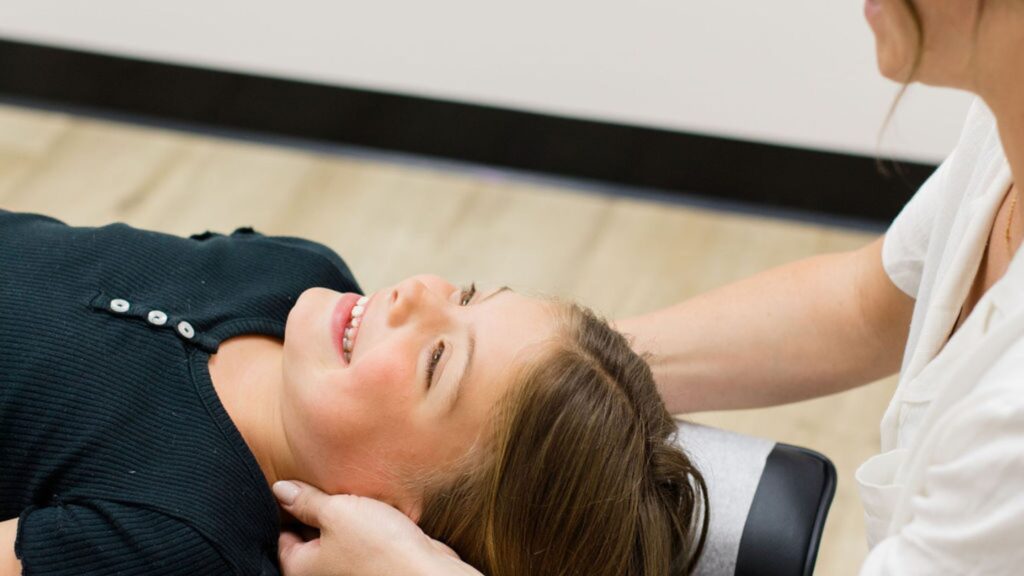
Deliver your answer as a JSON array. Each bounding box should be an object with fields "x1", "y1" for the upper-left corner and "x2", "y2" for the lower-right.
[{"x1": 856, "y1": 98, "x2": 1024, "y2": 575}]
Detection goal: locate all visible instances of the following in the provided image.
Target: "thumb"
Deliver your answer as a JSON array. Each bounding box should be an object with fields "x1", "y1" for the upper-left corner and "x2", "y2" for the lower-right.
[{"x1": 273, "y1": 481, "x2": 329, "y2": 529}]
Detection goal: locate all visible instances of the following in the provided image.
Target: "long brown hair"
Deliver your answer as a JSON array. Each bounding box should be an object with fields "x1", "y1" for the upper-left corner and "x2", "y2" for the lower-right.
[{"x1": 417, "y1": 301, "x2": 709, "y2": 575}]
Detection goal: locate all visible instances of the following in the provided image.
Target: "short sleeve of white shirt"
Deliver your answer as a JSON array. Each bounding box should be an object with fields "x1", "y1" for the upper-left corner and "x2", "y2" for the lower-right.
[
  {"x1": 882, "y1": 158, "x2": 955, "y2": 298},
  {"x1": 882, "y1": 98, "x2": 1001, "y2": 299}
]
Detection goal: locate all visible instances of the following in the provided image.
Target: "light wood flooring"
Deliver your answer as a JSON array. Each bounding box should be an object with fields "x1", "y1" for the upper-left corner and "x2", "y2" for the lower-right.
[{"x1": 0, "y1": 102, "x2": 897, "y2": 575}]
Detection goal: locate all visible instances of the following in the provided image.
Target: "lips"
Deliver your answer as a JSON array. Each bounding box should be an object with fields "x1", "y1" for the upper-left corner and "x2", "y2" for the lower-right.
[{"x1": 332, "y1": 292, "x2": 363, "y2": 365}]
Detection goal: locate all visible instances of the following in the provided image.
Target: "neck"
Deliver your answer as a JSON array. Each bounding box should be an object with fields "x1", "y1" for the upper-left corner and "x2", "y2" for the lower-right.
[
  {"x1": 207, "y1": 336, "x2": 299, "y2": 489},
  {"x1": 981, "y1": 85, "x2": 1024, "y2": 231}
]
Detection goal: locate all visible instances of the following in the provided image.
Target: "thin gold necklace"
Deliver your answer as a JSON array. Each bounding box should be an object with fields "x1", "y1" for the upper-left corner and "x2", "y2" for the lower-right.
[{"x1": 1007, "y1": 184, "x2": 1018, "y2": 258}]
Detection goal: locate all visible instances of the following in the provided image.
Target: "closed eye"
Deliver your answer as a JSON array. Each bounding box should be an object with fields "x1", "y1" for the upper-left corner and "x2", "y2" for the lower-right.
[
  {"x1": 426, "y1": 341, "x2": 445, "y2": 389},
  {"x1": 426, "y1": 284, "x2": 474, "y2": 390},
  {"x1": 459, "y1": 283, "x2": 477, "y2": 306}
]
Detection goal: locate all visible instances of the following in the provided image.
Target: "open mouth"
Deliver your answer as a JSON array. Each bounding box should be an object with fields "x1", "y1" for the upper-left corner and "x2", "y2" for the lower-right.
[{"x1": 333, "y1": 292, "x2": 371, "y2": 365}]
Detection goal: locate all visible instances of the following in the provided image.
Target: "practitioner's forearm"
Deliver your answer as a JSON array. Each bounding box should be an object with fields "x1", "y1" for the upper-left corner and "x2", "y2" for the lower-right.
[
  {"x1": 0, "y1": 518, "x2": 20, "y2": 576},
  {"x1": 617, "y1": 236, "x2": 914, "y2": 414}
]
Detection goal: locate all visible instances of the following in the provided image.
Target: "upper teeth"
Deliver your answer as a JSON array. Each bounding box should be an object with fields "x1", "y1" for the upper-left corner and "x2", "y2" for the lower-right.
[{"x1": 343, "y1": 295, "x2": 369, "y2": 363}]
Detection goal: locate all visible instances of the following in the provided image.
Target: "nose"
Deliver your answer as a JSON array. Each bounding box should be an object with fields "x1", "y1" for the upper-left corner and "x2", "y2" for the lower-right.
[{"x1": 386, "y1": 277, "x2": 448, "y2": 328}]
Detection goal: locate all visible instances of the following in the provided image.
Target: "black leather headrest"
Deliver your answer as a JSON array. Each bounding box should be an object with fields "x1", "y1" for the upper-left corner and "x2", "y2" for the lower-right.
[{"x1": 674, "y1": 422, "x2": 836, "y2": 576}]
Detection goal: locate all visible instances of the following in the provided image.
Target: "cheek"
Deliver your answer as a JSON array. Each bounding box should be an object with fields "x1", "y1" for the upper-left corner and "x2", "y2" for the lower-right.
[
  {"x1": 347, "y1": 353, "x2": 420, "y2": 408},
  {"x1": 297, "y1": 351, "x2": 421, "y2": 448},
  {"x1": 319, "y1": 359, "x2": 437, "y2": 492},
  {"x1": 282, "y1": 327, "x2": 447, "y2": 491}
]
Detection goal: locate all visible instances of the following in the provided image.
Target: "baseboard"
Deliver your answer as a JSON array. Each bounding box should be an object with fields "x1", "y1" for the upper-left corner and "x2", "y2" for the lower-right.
[{"x1": 0, "y1": 38, "x2": 936, "y2": 224}]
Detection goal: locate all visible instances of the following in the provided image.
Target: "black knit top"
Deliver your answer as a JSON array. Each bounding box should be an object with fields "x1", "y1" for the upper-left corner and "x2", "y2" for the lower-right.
[{"x1": 0, "y1": 210, "x2": 361, "y2": 575}]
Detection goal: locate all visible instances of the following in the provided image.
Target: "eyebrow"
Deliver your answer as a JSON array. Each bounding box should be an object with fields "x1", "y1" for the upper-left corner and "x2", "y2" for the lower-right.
[{"x1": 447, "y1": 286, "x2": 512, "y2": 414}]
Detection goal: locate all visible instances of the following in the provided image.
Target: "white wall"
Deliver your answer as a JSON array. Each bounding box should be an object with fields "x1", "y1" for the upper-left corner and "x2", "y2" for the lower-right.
[{"x1": 0, "y1": 0, "x2": 974, "y2": 164}]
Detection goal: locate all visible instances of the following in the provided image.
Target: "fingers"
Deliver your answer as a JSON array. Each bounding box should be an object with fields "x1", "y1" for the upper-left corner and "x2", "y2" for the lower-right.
[
  {"x1": 278, "y1": 530, "x2": 321, "y2": 576},
  {"x1": 273, "y1": 481, "x2": 329, "y2": 530}
]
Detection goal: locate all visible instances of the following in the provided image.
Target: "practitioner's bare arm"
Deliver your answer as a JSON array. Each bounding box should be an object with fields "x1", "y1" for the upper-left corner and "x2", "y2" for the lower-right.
[{"x1": 617, "y1": 235, "x2": 915, "y2": 414}]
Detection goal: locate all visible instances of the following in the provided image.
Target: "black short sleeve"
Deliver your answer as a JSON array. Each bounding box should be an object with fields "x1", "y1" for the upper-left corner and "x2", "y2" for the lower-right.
[
  {"x1": 257, "y1": 233, "x2": 357, "y2": 284},
  {"x1": 187, "y1": 226, "x2": 358, "y2": 291},
  {"x1": 16, "y1": 500, "x2": 235, "y2": 576}
]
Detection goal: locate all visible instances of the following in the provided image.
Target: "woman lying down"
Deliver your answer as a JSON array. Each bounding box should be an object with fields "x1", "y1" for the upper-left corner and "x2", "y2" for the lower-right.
[{"x1": 0, "y1": 209, "x2": 708, "y2": 576}]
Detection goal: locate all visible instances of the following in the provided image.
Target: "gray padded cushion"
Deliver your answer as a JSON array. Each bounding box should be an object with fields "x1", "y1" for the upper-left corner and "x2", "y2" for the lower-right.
[{"x1": 674, "y1": 421, "x2": 775, "y2": 576}]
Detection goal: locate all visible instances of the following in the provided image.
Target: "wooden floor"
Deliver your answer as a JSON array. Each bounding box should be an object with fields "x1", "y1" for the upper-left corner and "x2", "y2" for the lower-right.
[{"x1": 0, "y1": 102, "x2": 897, "y2": 575}]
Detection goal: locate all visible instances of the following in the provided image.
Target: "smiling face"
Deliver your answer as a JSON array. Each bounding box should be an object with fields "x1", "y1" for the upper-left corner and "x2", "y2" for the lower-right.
[{"x1": 278, "y1": 275, "x2": 559, "y2": 519}]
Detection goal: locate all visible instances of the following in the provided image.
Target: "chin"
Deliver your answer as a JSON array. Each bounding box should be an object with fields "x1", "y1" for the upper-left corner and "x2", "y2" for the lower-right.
[
  {"x1": 868, "y1": 12, "x2": 918, "y2": 83},
  {"x1": 875, "y1": 39, "x2": 917, "y2": 83},
  {"x1": 876, "y1": 53, "x2": 904, "y2": 82}
]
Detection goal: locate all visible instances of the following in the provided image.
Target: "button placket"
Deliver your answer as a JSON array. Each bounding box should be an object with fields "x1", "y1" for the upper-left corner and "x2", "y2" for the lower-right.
[{"x1": 92, "y1": 291, "x2": 204, "y2": 346}]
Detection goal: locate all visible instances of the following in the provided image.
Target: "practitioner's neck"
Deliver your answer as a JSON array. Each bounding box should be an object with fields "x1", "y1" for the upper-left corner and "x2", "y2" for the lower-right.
[
  {"x1": 982, "y1": 87, "x2": 1024, "y2": 251},
  {"x1": 207, "y1": 335, "x2": 299, "y2": 490}
]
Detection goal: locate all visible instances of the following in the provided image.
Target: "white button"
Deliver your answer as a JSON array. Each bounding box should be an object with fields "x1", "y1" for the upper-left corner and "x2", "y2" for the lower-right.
[
  {"x1": 147, "y1": 310, "x2": 168, "y2": 326},
  {"x1": 110, "y1": 299, "x2": 130, "y2": 313},
  {"x1": 177, "y1": 321, "x2": 195, "y2": 339}
]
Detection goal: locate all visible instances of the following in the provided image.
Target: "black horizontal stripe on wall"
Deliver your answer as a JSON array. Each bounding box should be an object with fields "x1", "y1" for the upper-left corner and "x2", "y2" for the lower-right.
[{"x1": 0, "y1": 38, "x2": 937, "y2": 224}]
